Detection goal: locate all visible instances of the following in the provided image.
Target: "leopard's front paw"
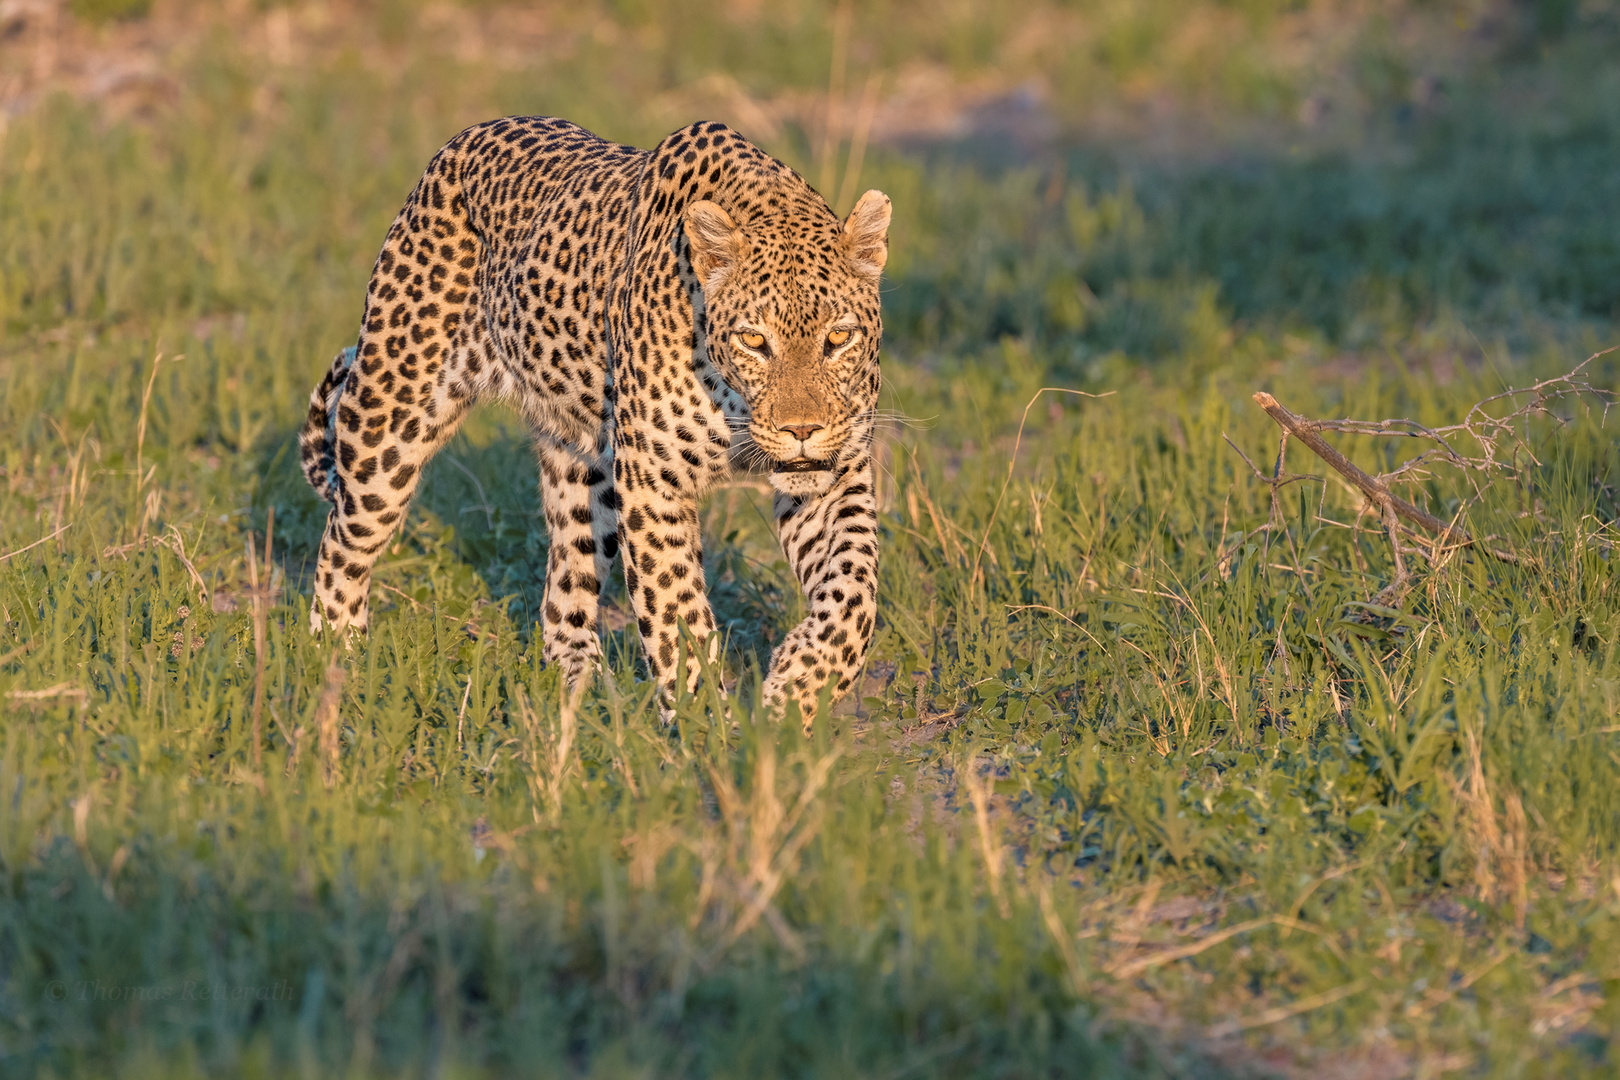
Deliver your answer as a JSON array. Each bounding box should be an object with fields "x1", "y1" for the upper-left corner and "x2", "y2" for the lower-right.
[
  {"x1": 762, "y1": 647, "x2": 845, "y2": 734},
  {"x1": 308, "y1": 595, "x2": 366, "y2": 647}
]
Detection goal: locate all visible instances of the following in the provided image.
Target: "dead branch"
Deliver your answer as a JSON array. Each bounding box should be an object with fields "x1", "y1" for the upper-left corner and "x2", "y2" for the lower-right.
[
  {"x1": 1234, "y1": 349, "x2": 1619, "y2": 618},
  {"x1": 1252, "y1": 391, "x2": 1538, "y2": 568},
  {"x1": 1302, "y1": 348, "x2": 1616, "y2": 483}
]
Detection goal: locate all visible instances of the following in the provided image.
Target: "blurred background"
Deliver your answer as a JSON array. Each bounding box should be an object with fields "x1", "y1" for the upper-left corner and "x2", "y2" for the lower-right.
[{"x1": 3, "y1": 0, "x2": 1617, "y2": 380}]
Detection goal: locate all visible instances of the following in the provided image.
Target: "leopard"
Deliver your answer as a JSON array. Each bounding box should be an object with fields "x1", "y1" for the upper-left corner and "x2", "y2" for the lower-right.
[{"x1": 298, "y1": 116, "x2": 890, "y2": 721}]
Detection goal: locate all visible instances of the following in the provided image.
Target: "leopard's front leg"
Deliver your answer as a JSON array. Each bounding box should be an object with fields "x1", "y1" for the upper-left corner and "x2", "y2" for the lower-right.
[
  {"x1": 764, "y1": 459, "x2": 879, "y2": 724},
  {"x1": 614, "y1": 444, "x2": 721, "y2": 706}
]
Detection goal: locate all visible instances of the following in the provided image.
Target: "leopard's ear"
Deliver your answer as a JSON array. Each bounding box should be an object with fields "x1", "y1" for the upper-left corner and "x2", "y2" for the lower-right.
[
  {"x1": 841, "y1": 189, "x2": 891, "y2": 279},
  {"x1": 684, "y1": 200, "x2": 744, "y2": 290}
]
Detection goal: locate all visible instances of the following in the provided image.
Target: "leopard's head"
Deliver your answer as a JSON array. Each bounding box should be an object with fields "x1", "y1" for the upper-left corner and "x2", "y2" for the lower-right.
[{"x1": 684, "y1": 188, "x2": 890, "y2": 497}]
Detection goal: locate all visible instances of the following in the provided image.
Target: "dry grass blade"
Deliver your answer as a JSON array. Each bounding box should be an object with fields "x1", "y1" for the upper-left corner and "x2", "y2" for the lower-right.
[
  {"x1": 314, "y1": 653, "x2": 345, "y2": 789},
  {"x1": 1446, "y1": 725, "x2": 1531, "y2": 929},
  {"x1": 8, "y1": 682, "x2": 89, "y2": 703},
  {"x1": 246, "y1": 507, "x2": 273, "y2": 770},
  {"x1": 1036, "y1": 881, "x2": 1087, "y2": 997},
  {"x1": 698, "y1": 740, "x2": 843, "y2": 961},
  {"x1": 962, "y1": 761, "x2": 1008, "y2": 917},
  {"x1": 513, "y1": 685, "x2": 578, "y2": 825},
  {"x1": 971, "y1": 387, "x2": 1114, "y2": 591},
  {"x1": 160, "y1": 526, "x2": 211, "y2": 601},
  {"x1": 101, "y1": 527, "x2": 211, "y2": 602},
  {"x1": 1129, "y1": 584, "x2": 1241, "y2": 732},
  {"x1": 0, "y1": 521, "x2": 73, "y2": 563},
  {"x1": 833, "y1": 72, "x2": 882, "y2": 215},
  {"x1": 1208, "y1": 978, "x2": 1370, "y2": 1037},
  {"x1": 1108, "y1": 915, "x2": 1279, "y2": 978},
  {"x1": 132, "y1": 350, "x2": 162, "y2": 528},
  {"x1": 130, "y1": 350, "x2": 183, "y2": 542}
]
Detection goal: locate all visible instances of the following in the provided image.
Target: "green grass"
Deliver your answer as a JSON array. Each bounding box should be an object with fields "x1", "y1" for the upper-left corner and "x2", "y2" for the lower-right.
[{"x1": 3, "y1": 1, "x2": 1620, "y2": 1076}]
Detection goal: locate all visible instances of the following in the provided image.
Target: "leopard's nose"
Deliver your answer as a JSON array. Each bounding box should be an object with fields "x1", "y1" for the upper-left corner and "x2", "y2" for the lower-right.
[{"x1": 778, "y1": 422, "x2": 824, "y2": 442}]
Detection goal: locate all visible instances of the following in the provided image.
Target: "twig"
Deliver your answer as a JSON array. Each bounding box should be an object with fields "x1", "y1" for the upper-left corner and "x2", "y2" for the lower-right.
[
  {"x1": 1375, "y1": 499, "x2": 1414, "y2": 607},
  {"x1": 1307, "y1": 347, "x2": 1616, "y2": 480},
  {"x1": 1223, "y1": 429, "x2": 1322, "y2": 594},
  {"x1": 1223, "y1": 431, "x2": 1321, "y2": 492},
  {"x1": 374, "y1": 581, "x2": 427, "y2": 611}
]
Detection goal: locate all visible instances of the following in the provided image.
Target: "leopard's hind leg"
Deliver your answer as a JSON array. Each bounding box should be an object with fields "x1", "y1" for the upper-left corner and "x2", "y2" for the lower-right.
[
  {"x1": 303, "y1": 164, "x2": 494, "y2": 635},
  {"x1": 307, "y1": 361, "x2": 474, "y2": 636}
]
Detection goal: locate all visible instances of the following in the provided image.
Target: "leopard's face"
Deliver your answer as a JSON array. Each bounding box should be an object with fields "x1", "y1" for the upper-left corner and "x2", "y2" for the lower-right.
[{"x1": 686, "y1": 190, "x2": 891, "y2": 497}]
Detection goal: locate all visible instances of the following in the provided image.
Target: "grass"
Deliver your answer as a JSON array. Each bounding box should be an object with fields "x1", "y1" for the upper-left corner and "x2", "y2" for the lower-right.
[{"x1": 3, "y1": 1, "x2": 1620, "y2": 1075}]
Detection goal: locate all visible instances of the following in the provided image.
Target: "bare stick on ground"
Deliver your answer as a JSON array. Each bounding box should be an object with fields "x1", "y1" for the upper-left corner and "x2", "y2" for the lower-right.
[
  {"x1": 1242, "y1": 348, "x2": 1617, "y2": 605},
  {"x1": 1251, "y1": 391, "x2": 1527, "y2": 566}
]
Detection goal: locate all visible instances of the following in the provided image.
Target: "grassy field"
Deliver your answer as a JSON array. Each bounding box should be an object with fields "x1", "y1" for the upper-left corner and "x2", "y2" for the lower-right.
[{"x1": 3, "y1": 1, "x2": 1620, "y2": 1076}]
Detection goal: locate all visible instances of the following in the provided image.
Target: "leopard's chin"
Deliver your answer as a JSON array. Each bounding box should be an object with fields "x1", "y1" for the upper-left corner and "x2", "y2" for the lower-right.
[{"x1": 768, "y1": 460, "x2": 838, "y2": 497}]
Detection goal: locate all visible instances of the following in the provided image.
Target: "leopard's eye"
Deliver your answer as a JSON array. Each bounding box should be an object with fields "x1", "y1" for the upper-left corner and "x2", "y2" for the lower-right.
[
  {"x1": 737, "y1": 331, "x2": 766, "y2": 351},
  {"x1": 826, "y1": 329, "x2": 852, "y2": 348}
]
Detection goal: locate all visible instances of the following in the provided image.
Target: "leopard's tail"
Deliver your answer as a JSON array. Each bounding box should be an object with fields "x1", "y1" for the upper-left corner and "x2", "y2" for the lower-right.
[{"x1": 298, "y1": 346, "x2": 358, "y2": 504}]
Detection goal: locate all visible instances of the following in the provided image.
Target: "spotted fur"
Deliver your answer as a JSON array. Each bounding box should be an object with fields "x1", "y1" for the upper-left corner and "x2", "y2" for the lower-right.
[{"x1": 298, "y1": 117, "x2": 889, "y2": 720}]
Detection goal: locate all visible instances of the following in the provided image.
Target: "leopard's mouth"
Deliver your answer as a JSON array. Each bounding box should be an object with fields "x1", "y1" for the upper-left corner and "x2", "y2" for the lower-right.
[{"x1": 772, "y1": 458, "x2": 833, "y2": 474}]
